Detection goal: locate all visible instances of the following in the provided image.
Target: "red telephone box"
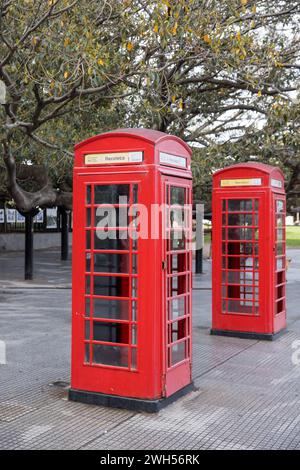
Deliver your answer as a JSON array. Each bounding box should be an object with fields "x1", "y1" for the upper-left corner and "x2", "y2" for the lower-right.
[
  {"x1": 69, "y1": 128, "x2": 194, "y2": 412},
  {"x1": 211, "y1": 162, "x2": 286, "y2": 340}
]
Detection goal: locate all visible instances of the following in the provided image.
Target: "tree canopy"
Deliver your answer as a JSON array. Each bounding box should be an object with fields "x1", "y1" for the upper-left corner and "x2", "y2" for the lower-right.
[{"x1": 0, "y1": 0, "x2": 299, "y2": 212}]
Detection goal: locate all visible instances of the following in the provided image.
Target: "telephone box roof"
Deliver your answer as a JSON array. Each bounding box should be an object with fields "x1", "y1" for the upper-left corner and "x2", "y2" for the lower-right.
[
  {"x1": 214, "y1": 162, "x2": 284, "y2": 178},
  {"x1": 75, "y1": 128, "x2": 192, "y2": 154}
]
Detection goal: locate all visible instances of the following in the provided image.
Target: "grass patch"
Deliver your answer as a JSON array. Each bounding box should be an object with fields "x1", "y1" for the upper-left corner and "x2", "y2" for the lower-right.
[{"x1": 286, "y1": 226, "x2": 300, "y2": 247}]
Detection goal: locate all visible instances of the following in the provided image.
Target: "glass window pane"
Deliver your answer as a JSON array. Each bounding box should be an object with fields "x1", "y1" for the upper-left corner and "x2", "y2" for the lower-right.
[
  {"x1": 85, "y1": 297, "x2": 90, "y2": 316},
  {"x1": 276, "y1": 257, "x2": 285, "y2": 271},
  {"x1": 86, "y1": 185, "x2": 91, "y2": 204},
  {"x1": 94, "y1": 230, "x2": 129, "y2": 250},
  {"x1": 170, "y1": 207, "x2": 185, "y2": 228},
  {"x1": 277, "y1": 229, "x2": 283, "y2": 241},
  {"x1": 133, "y1": 184, "x2": 138, "y2": 204},
  {"x1": 228, "y1": 200, "x2": 252, "y2": 212},
  {"x1": 132, "y1": 277, "x2": 138, "y2": 297},
  {"x1": 93, "y1": 298, "x2": 129, "y2": 320},
  {"x1": 227, "y1": 271, "x2": 254, "y2": 284},
  {"x1": 169, "y1": 318, "x2": 186, "y2": 343},
  {"x1": 86, "y1": 208, "x2": 91, "y2": 227},
  {"x1": 93, "y1": 344, "x2": 128, "y2": 367},
  {"x1": 227, "y1": 300, "x2": 253, "y2": 314},
  {"x1": 86, "y1": 230, "x2": 91, "y2": 250},
  {"x1": 85, "y1": 321, "x2": 90, "y2": 340},
  {"x1": 276, "y1": 243, "x2": 283, "y2": 255},
  {"x1": 93, "y1": 253, "x2": 129, "y2": 273},
  {"x1": 132, "y1": 254, "x2": 137, "y2": 273},
  {"x1": 171, "y1": 275, "x2": 188, "y2": 295},
  {"x1": 85, "y1": 344, "x2": 90, "y2": 362},
  {"x1": 229, "y1": 242, "x2": 258, "y2": 255},
  {"x1": 228, "y1": 228, "x2": 253, "y2": 240},
  {"x1": 93, "y1": 321, "x2": 129, "y2": 344},
  {"x1": 131, "y1": 325, "x2": 137, "y2": 345},
  {"x1": 86, "y1": 253, "x2": 91, "y2": 272},
  {"x1": 227, "y1": 256, "x2": 258, "y2": 270},
  {"x1": 86, "y1": 275, "x2": 91, "y2": 294},
  {"x1": 131, "y1": 348, "x2": 137, "y2": 370},
  {"x1": 131, "y1": 300, "x2": 137, "y2": 321},
  {"x1": 94, "y1": 185, "x2": 129, "y2": 205},
  {"x1": 94, "y1": 275, "x2": 129, "y2": 297},
  {"x1": 170, "y1": 253, "x2": 186, "y2": 273},
  {"x1": 169, "y1": 297, "x2": 185, "y2": 319},
  {"x1": 94, "y1": 207, "x2": 129, "y2": 228},
  {"x1": 171, "y1": 230, "x2": 185, "y2": 250},
  {"x1": 228, "y1": 214, "x2": 254, "y2": 226},
  {"x1": 170, "y1": 187, "x2": 185, "y2": 205},
  {"x1": 276, "y1": 200, "x2": 284, "y2": 213},
  {"x1": 171, "y1": 342, "x2": 186, "y2": 365}
]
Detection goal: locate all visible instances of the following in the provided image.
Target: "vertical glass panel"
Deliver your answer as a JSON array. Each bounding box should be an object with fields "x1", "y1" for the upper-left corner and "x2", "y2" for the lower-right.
[
  {"x1": 86, "y1": 276, "x2": 91, "y2": 294},
  {"x1": 86, "y1": 230, "x2": 91, "y2": 250},
  {"x1": 171, "y1": 342, "x2": 186, "y2": 365},
  {"x1": 86, "y1": 208, "x2": 91, "y2": 227},
  {"x1": 276, "y1": 257, "x2": 285, "y2": 271},
  {"x1": 94, "y1": 185, "x2": 129, "y2": 205},
  {"x1": 86, "y1": 252, "x2": 91, "y2": 272},
  {"x1": 169, "y1": 297, "x2": 185, "y2": 319},
  {"x1": 276, "y1": 200, "x2": 284, "y2": 213},
  {"x1": 133, "y1": 184, "x2": 138, "y2": 204},
  {"x1": 132, "y1": 254, "x2": 137, "y2": 273},
  {"x1": 131, "y1": 325, "x2": 137, "y2": 345},
  {"x1": 85, "y1": 344, "x2": 90, "y2": 362},
  {"x1": 170, "y1": 207, "x2": 185, "y2": 228},
  {"x1": 277, "y1": 229, "x2": 283, "y2": 241},
  {"x1": 93, "y1": 344, "x2": 128, "y2": 367},
  {"x1": 222, "y1": 200, "x2": 226, "y2": 211},
  {"x1": 132, "y1": 235, "x2": 138, "y2": 251},
  {"x1": 131, "y1": 348, "x2": 137, "y2": 370},
  {"x1": 131, "y1": 300, "x2": 137, "y2": 321},
  {"x1": 276, "y1": 216, "x2": 283, "y2": 228},
  {"x1": 170, "y1": 319, "x2": 186, "y2": 342},
  {"x1": 170, "y1": 253, "x2": 186, "y2": 273},
  {"x1": 171, "y1": 275, "x2": 187, "y2": 295},
  {"x1": 85, "y1": 321, "x2": 90, "y2": 340},
  {"x1": 171, "y1": 230, "x2": 185, "y2": 250},
  {"x1": 85, "y1": 297, "x2": 90, "y2": 316},
  {"x1": 276, "y1": 300, "x2": 284, "y2": 315},
  {"x1": 170, "y1": 187, "x2": 185, "y2": 205},
  {"x1": 86, "y1": 185, "x2": 91, "y2": 204},
  {"x1": 93, "y1": 298, "x2": 129, "y2": 320},
  {"x1": 132, "y1": 277, "x2": 138, "y2": 297}
]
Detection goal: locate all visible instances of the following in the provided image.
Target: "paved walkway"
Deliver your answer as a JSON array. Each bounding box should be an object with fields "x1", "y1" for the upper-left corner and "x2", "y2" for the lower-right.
[{"x1": 0, "y1": 249, "x2": 299, "y2": 449}]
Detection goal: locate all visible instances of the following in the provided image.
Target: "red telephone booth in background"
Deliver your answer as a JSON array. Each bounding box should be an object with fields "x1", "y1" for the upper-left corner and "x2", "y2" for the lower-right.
[
  {"x1": 211, "y1": 163, "x2": 286, "y2": 340},
  {"x1": 69, "y1": 128, "x2": 194, "y2": 412}
]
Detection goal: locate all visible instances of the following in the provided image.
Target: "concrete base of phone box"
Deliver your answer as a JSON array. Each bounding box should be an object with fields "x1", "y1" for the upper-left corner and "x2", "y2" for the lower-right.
[
  {"x1": 68, "y1": 382, "x2": 196, "y2": 413},
  {"x1": 210, "y1": 328, "x2": 286, "y2": 341}
]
